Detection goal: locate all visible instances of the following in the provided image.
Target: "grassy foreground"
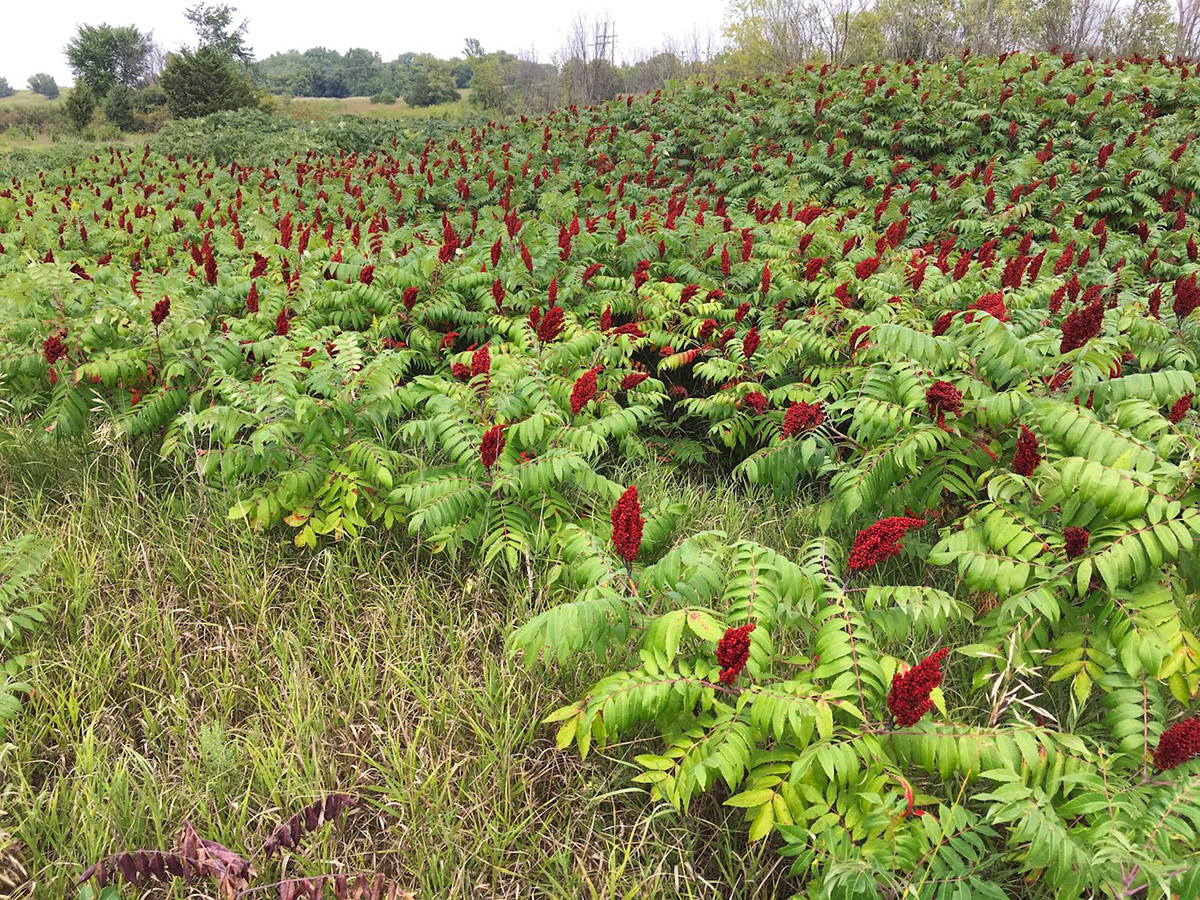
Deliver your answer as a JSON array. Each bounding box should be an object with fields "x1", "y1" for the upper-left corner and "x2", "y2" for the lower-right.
[{"x1": 0, "y1": 432, "x2": 812, "y2": 899}]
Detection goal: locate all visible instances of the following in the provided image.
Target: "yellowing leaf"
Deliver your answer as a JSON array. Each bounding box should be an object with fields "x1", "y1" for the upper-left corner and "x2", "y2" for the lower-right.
[
  {"x1": 686, "y1": 609, "x2": 725, "y2": 641},
  {"x1": 748, "y1": 799, "x2": 775, "y2": 841}
]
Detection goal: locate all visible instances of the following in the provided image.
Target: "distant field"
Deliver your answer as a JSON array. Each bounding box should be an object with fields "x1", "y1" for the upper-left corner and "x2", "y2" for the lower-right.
[
  {"x1": 0, "y1": 88, "x2": 471, "y2": 120},
  {"x1": 0, "y1": 133, "x2": 60, "y2": 151},
  {"x1": 277, "y1": 89, "x2": 473, "y2": 120},
  {"x1": 0, "y1": 90, "x2": 69, "y2": 152},
  {"x1": 0, "y1": 86, "x2": 471, "y2": 155},
  {"x1": 0, "y1": 89, "x2": 64, "y2": 109}
]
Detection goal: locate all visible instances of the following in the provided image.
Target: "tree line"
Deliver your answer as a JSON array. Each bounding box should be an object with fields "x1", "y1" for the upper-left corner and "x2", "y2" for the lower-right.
[
  {"x1": 722, "y1": 0, "x2": 1200, "y2": 71},
  {"x1": 30, "y1": 6, "x2": 261, "y2": 132},
  {"x1": 5, "y1": 0, "x2": 1199, "y2": 132}
]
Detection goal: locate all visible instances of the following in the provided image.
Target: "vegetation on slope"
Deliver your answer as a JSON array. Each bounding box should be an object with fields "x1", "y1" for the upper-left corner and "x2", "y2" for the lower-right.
[{"x1": 2, "y1": 52, "x2": 1200, "y2": 897}]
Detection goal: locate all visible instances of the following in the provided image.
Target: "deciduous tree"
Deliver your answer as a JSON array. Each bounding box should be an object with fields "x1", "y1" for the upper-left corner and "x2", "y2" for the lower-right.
[
  {"x1": 185, "y1": 3, "x2": 253, "y2": 64},
  {"x1": 27, "y1": 73, "x2": 59, "y2": 99},
  {"x1": 65, "y1": 24, "x2": 155, "y2": 95}
]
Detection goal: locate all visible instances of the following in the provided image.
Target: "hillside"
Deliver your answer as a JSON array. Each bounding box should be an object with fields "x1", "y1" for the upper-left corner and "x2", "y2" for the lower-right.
[{"x1": 2, "y1": 53, "x2": 1200, "y2": 898}]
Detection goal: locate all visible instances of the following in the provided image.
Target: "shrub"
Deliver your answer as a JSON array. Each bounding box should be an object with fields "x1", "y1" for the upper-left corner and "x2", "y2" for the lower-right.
[
  {"x1": 403, "y1": 65, "x2": 458, "y2": 107},
  {"x1": 132, "y1": 105, "x2": 171, "y2": 133},
  {"x1": 0, "y1": 104, "x2": 66, "y2": 137},
  {"x1": 132, "y1": 85, "x2": 166, "y2": 112},
  {"x1": 370, "y1": 91, "x2": 397, "y2": 105}
]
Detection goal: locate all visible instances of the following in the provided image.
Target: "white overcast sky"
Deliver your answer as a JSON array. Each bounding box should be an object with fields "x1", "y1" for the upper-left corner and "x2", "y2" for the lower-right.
[{"x1": 2, "y1": 0, "x2": 731, "y2": 87}]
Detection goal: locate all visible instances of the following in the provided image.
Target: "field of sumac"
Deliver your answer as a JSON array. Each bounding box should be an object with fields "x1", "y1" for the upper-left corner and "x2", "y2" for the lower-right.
[{"x1": 4, "y1": 51, "x2": 1200, "y2": 898}]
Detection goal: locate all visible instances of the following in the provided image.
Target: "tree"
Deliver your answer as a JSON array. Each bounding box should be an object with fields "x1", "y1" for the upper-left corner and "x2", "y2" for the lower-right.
[
  {"x1": 1024, "y1": 0, "x2": 1111, "y2": 52},
  {"x1": 622, "y1": 51, "x2": 686, "y2": 95},
  {"x1": 301, "y1": 47, "x2": 350, "y2": 97},
  {"x1": 402, "y1": 59, "x2": 458, "y2": 107},
  {"x1": 586, "y1": 59, "x2": 621, "y2": 102},
  {"x1": 842, "y1": 10, "x2": 887, "y2": 62},
  {"x1": 509, "y1": 50, "x2": 559, "y2": 114},
  {"x1": 721, "y1": 0, "x2": 874, "y2": 70},
  {"x1": 403, "y1": 67, "x2": 435, "y2": 107},
  {"x1": 451, "y1": 60, "x2": 474, "y2": 88},
  {"x1": 463, "y1": 37, "x2": 484, "y2": 58},
  {"x1": 342, "y1": 47, "x2": 384, "y2": 95},
  {"x1": 254, "y1": 50, "x2": 312, "y2": 95},
  {"x1": 0, "y1": 78, "x2": 14, "y2": 99},
  {"x1": 27, "y1": 74, "x2": 59, "y2": 99},
  {"x1": 1102, "y1": 0, "x2": 1174, "y2": 54},
  {"x1": 65, "y1": 24, "x2": 155, "y2": 95},
  {"x1": 146, "y1": 43, "x2": 167, "y2": 83},
  {"x1": 873, "y1": 0, "x2": 962, "y2": 62},
  {"x1": 721, "y1": 0, "x2": 820, "y2": 76},
  {"x1": 470, "y1": 58, "x2": 505, "y2": 110},
  {"x1": 1177, "y1": 0, "x2": 1200, "y2": 55},
  {"x1": 160, "y1": 45, "x2": 260, "y2": 119},
  {"x1": 64, "y1": 85, "x2": 97, "y2": 131},
  {"x1": 561, "y1": 12, "x2": 620, "y2": 104},
  {"x1": 103, "y1": 84, "x2": 136, "y2": 131},
  {"x1": 185, "y1": 3, "x2": 253, "y2": 63}
]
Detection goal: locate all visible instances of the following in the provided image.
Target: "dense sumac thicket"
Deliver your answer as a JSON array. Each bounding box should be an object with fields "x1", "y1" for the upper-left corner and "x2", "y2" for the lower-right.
[{"x1": 4, "y1": 50, "x2": 1200, "y2": 897}]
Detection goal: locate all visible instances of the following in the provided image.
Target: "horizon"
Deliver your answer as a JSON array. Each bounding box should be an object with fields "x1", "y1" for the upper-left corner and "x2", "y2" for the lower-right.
[{"x1": 2, "y1": 0, "x2": 729, "y2": 88}]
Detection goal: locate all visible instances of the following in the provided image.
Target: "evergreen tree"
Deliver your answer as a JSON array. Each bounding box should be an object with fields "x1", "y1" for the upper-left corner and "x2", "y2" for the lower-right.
[
  {"x1": 63, "y1": 84, "x2": 97, "y2": 131},
  {"x1": 103, "y1": 85, "x2": 136, "y2": 131},
  {"x1": 160, "y1": 45, "x2": 260, "y2": 119}
]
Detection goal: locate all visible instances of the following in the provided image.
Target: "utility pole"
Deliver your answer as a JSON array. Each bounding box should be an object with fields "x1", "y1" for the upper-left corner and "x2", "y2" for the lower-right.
[{"x1": 593, "y1": 19, "x2": 616, "y2": 65}]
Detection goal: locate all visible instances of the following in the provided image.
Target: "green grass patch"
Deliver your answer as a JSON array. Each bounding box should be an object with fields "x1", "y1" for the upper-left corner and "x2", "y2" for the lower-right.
[
  {"x1": 0, "y1": 435, "x2": 793, "y2": 899},
  {"x1": 0, "y1": 90, "x2": 64, "y2": 111},
  {"x1": 275, "y1": 91, "x2": 474, "y2": 122}
]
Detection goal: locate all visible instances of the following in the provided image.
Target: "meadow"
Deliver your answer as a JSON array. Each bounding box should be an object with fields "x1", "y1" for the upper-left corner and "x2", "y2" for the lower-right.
[
  {"x1": 276, "y1": 91, "x2": 473, "y2": 121},
  {"x1": 0, "y1": 91, "x2": 68, "y2": 151},
  {"x1": 0, "y1": 91, "x2": 63, "y2": 110},
  {"x1": 2, "y1": 52, "x2": 1200, "y2": 899},
  {"x1": 0, "y1": 88, "x2": 471, "y2": 153}
]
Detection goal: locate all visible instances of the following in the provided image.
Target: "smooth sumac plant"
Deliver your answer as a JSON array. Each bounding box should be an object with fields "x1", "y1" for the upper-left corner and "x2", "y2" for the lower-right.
[{"x1": 520, "y1": 519, "x2": 1200, "y2": 896}]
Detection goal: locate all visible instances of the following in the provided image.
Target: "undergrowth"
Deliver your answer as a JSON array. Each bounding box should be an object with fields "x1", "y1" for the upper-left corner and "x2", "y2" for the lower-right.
[{"x1": 0, "y1": 436, "x2": 814, "y2": 899}]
